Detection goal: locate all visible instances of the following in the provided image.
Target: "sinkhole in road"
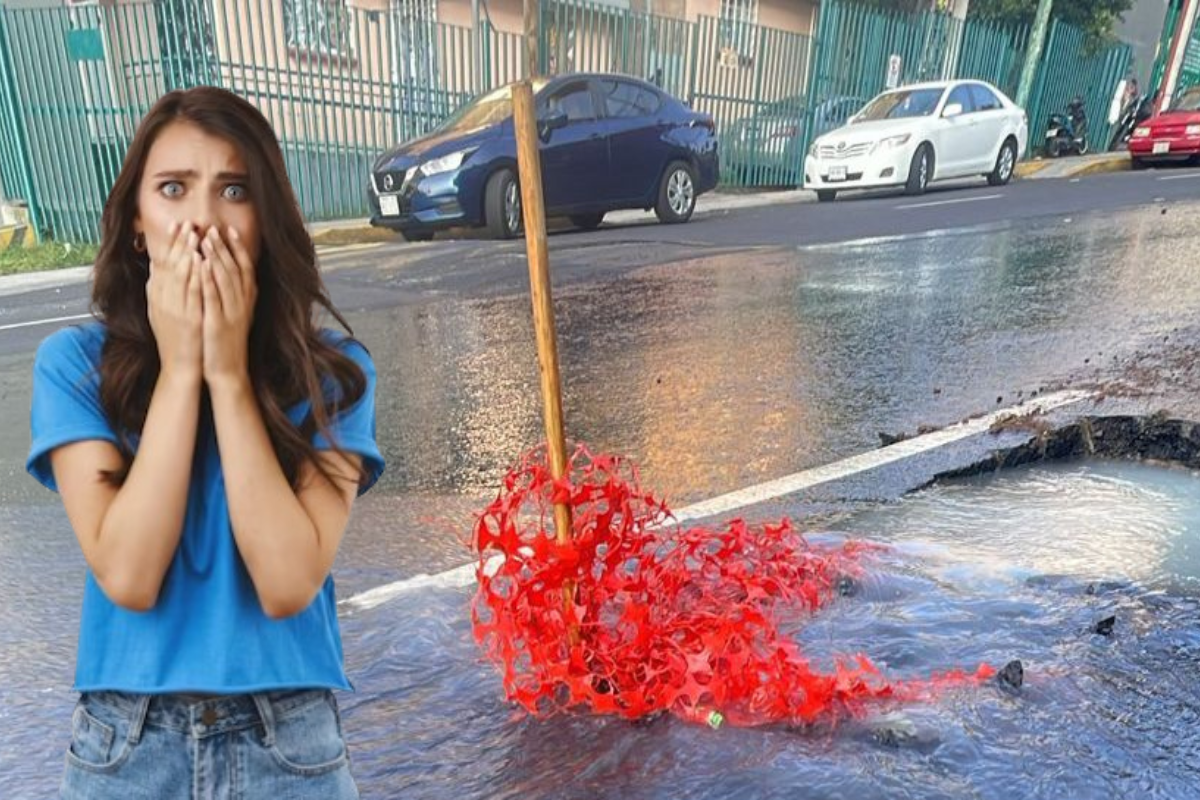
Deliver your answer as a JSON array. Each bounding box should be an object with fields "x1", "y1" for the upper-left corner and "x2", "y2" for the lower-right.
[{"x1": 341, "y1": 454, "x2": 1200, "y2": 799}]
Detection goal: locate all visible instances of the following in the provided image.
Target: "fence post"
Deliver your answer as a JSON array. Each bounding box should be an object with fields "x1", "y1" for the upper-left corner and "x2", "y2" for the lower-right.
[
  {"x1": 800, "y1": 0, "x2": 831, "y2": 157},
  {"x1": 0, "y1": 10, "x2": 41, "y2": 242},
  {"x1": 1016, "y1": 0, "x2": 1052, "y2": 108}
]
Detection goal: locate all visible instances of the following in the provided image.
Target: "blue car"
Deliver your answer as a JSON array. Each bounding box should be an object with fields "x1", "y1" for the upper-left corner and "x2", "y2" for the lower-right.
[{"x1": 368, "y1": 74, "x2": 720, "y2": 241}]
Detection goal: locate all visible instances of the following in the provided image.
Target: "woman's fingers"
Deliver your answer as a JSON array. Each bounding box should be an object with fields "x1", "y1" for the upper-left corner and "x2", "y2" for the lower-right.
[
  {"x1": 187, "y1": 251, "x2": 203, "y2": 318},
  {"x1": 202, "y1": 231, "x2": 240, "y2": 319},
  {"x1": 224, "y1": 226, "x2": 256, "y2": 297}
]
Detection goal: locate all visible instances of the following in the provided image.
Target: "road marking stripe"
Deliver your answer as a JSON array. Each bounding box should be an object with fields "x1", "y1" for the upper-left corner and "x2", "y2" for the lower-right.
[
  {"x1": 895, "y1": 193, "x2": 1004, "y2": 210},
  {"x1": 341, "y1": 388, "x2": 1094, "y2": 612},
  {"x1": 318, "y1": 242, "x2": 386, "y2": 257},
  {"x1": 1156, "y1": 172, "x2": 1200, "y2": 181},
  {"x1": 0, "y1": 313, "x2": 93, "y2": 332}
]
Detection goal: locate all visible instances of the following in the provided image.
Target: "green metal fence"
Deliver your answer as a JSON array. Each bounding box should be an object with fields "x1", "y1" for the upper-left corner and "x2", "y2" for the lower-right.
[
  {"x1": 955, "y1": 16, "x2": 1031, "y2": 99},
  {"x1": 0, "y1": 0, "x2": 523, "y2": 243},
  {"x1": 540, "y1": 0, "x2": 693, "y2": 99},
  {"x1": 1024, "y1": 19, "x2": 1131, "y2": 157},
  {"x1": 540, "y1": 0, "x2": 813, "y2": 188},
  {"x1": 806, "y1": 0, "x2": 1132, "y2": 159},
  {"x1": 0, "y1": 0, "x2": 1140, "y2": 243}
]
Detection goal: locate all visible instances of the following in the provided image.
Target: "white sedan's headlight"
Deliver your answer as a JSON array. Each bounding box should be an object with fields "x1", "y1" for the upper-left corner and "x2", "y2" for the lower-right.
[
  {"x1": 808, "y1": 139, "x2": 821, "y2": 157},
  {"x1": 1133, "y1": 126, "x2": 1151, "y2": 138},
  {"x1": 420, "y1": 150, "x2": 472, "y2": 176},
  {"x1": 874, "y1": 133, "x2": 911, "y2": 152}
]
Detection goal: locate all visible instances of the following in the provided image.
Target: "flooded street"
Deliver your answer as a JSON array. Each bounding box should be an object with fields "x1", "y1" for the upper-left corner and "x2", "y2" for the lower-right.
[{"x1": 4, "y1": 200, "x2": 1200, "y2": 796}]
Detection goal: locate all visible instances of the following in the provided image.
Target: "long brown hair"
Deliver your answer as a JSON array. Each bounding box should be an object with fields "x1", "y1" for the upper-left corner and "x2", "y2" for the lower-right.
[{"x1": 92, "y1": 86, "x2": 367, "y2": 489}]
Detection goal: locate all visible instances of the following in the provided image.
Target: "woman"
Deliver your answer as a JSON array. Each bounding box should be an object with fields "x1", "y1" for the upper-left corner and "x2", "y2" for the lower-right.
[{"x1": 27, "y1": 86, "x2": 384, "y2": 799}]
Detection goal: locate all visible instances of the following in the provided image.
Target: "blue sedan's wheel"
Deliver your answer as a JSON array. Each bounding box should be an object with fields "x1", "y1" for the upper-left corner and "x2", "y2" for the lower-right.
[
  {"x1": 485, "y1": 168, "x2": 522, "y2": 240},
  {"x1": 655, "y1": 161, "x2": 697, "y2": 224}
]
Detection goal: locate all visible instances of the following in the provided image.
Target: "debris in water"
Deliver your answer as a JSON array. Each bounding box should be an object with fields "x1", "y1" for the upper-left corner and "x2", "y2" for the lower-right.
[
  {"x1": 1091, "y1": 616, "x2": 1116, "y2": 637},
  {"x1": 997, "y1": 660, "x2": 1024, "y2": 691}
]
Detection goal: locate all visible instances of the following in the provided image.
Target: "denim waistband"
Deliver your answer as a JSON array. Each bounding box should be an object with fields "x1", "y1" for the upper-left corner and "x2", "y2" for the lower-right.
[{"x1": 82, "y1": 689, "x2": 331, "y2": 743}]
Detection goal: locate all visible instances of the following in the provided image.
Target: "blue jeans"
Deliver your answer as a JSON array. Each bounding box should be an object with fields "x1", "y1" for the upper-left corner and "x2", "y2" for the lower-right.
[{"x1": 60, "y1": 689, "x2": 359, "y2": 800}]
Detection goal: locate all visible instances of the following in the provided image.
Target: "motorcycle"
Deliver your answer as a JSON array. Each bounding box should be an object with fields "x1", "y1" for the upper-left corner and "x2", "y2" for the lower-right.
[{"x1": 1045, "y1": 97, "x2": 1089, "y2": 157}]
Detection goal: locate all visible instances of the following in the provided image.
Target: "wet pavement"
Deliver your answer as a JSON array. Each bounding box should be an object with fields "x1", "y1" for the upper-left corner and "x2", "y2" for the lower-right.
[{"x1": 5, "y1": 193, "x2": 1200, "y2": 796}]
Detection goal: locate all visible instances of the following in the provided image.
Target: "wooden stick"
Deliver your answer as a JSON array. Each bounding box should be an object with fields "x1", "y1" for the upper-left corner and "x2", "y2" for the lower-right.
[{"x1": 511, "y1": 81, "x2": 573, "y2": 547}]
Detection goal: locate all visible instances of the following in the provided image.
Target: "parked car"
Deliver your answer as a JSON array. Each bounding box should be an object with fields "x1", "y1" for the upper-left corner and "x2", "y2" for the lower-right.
[
  {"x1": 724, "y1": 94, "x2": 865, "y2": 186},
  {"x1": 803, "y1": 79, "x2": 1028, "y2": 201},
  {"x1": 368, "y1": 74, "x2": 720, "y2": 241},
  {"x1": 1127, "y1": 85, "x2": 1200, "y2": 169}
]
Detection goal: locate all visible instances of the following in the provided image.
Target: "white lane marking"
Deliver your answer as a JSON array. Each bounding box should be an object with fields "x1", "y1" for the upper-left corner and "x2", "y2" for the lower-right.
[
  {"x1": 318, "y1": 243, "x2": 386, "y2": 257},
  {"x1": 341, "y1": 387, "x2": 1095, "y2": 612},
  {"x1": 1156, "y1": 172, "x2": 1200, "y2": 181},
  {"x1": 0, "y1": 313, "x2": 93, "y2": 332},
  {"x1": 895, "y1": 193, "x2": 1004, "y2": 210}
]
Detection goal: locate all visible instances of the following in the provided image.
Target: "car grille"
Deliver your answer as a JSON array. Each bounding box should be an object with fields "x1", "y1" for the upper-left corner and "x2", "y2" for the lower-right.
[
  {"x1": 818, "y1": 142, "x2": 872, "y2": 159},
  {"x1": 372, "y1": 168, "x2": 414, "y2": 194}
]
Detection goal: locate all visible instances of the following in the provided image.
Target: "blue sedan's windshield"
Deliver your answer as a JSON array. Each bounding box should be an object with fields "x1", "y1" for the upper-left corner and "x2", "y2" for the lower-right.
[
  {"x1": 853, "y1": 88, "x2": 944, "y2": 122},
  {"x1": 437, "y1": 80, "x2": 552, "y2": 133}
]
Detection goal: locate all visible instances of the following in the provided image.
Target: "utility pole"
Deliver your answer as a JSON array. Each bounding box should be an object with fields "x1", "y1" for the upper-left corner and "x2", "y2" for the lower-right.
[
  {"x1": 524, "y1": 0, "x2": 540, "y2": 78},
  {"x1": 941, "y1": 0, "x2": 970, "y2": 80},
  {"x1": 1016, "y1": 0, "x2": 1053, "y2": 109},
  {"x1": 1160, "y1": 0, "x2": 1199, "y2": 111}
]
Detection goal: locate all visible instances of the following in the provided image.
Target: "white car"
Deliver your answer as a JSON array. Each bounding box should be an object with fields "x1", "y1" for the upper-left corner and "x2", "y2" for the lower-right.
[{"x1": 803, "y1": 80, "x2": 1028, "y2": 201}]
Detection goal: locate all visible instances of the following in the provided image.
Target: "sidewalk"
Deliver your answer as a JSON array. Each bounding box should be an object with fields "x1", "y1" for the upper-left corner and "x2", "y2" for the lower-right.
[{"x1": 0, "y1": 150, "x2": 1131, "y2": 295}]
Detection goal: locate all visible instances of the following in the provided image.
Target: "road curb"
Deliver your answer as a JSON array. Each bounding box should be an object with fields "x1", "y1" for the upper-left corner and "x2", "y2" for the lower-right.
[{"x1": 1015, "y1": 153, "x2": 1130, "y2": 180}]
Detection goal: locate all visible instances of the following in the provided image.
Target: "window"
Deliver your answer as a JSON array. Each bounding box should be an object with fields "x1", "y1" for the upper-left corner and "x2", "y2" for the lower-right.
[
  {"x1": 855, "y1": 88, "x2": 944, "y2": 121},
  {"x1": 945, "y1": 85, "x2": 975, "y2": 114},
  {"x1": 601, "y1": 81, "x2": 661, "y2": 118},
  {"x1": 547, "y1": 83, "x2": 596, "y2": 122},
  {"x1": 720, "y1": 0, "x2": 758, "y2": 58},
  {"x1": 1171, "y1": 86, "x2": 1200, "y2": 111},
  {"x1": 969, "y1": 84, "x2": 1001, "y2": 112},
  {"x1": 283, "y1": 0, "x2": 353, "y2": 58}
]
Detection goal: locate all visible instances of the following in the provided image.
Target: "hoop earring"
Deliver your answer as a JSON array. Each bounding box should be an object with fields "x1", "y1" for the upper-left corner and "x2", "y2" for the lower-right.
[{"x1": 132, "y1": 232, "x2": 146, "y2": 253}]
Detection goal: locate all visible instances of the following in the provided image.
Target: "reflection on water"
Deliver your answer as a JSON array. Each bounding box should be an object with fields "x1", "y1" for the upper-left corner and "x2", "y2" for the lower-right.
[{"x1": 350, "y1": 206, "x2": 1200, "y2": 507}]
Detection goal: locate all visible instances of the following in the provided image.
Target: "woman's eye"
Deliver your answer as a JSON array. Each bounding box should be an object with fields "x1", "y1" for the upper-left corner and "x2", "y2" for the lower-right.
[
  {"x1": 160, "y1": 181, "x2": 184, "y2": 198},
  {"x1": 222, "y1": 184, "x2": 247, "y2": 202}
]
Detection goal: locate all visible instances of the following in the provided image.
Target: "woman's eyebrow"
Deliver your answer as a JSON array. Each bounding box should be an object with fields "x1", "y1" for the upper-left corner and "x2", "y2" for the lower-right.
[{"x1": 149, "y1": 169, "x2": 248, "y2": 181}]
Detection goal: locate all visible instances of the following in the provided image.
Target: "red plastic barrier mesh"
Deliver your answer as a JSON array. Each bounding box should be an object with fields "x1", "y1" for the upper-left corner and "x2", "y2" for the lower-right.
[{"x1": 471, "y1": 446, "x2": 994, "y2": 728}]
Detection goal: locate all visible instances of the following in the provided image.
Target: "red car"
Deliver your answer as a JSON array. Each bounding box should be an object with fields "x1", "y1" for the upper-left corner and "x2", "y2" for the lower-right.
[{"x1": 1128, "y1": 85, "x2": 1200, "y2": 168}]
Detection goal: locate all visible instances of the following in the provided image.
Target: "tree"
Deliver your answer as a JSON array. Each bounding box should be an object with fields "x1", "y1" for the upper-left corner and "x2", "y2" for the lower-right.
[{"x1": 969, "y1": 0, "x2": 1132, "y2": 42}]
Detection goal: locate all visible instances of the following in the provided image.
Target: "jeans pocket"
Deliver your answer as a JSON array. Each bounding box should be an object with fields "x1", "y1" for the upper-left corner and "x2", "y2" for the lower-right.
[
  {"x1": 268, "y1": 693, "x2": 349, "y2": 777},
  {"x1": 65, "y1": 697, "x2": 129, "y2": 774}
]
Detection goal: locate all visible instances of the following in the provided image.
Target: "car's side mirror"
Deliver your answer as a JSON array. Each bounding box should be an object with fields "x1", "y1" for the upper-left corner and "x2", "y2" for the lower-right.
[
  {"x1": 942, "y1": 103, "x2": 964, "y2": 119},
  {"x1": 538, "y1": 110, "x2": 569, "y2": 140}
]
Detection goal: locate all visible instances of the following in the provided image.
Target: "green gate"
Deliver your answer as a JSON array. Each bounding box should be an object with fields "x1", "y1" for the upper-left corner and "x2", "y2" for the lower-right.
[
  {"x1": 0, "y1": 0, "x2": 522, "y2": 243},
  {"x1": 1024, "y1": 20, "x2": 1132, "y2": 157}
]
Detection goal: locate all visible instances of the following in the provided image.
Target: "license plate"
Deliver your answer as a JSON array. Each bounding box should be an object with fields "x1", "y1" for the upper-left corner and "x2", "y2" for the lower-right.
[
  {"x1": 379, "y1": 193, "x2": 400, "y2": 216},
  {"x1": 1153, "y1": 141, "x2": 1170, "y2": 155},
  {"x1": 828, "y1": 165, "x2": 848, "y2": 182}
]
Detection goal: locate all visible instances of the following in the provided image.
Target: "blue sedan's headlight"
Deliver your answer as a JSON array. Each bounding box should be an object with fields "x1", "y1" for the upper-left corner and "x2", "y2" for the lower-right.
[{"x1": 420, "y1": 149, "x2": 472, "y2": 176}]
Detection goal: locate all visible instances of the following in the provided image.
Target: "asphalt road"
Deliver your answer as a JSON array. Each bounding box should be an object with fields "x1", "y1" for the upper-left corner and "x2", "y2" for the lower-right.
[{"x1": 4, "y1": 168, "x2": 1200, "y2": 351}]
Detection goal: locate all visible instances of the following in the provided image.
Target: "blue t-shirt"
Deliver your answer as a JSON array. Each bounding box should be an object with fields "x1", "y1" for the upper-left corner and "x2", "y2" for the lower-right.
[{"x1": 27, "y1": 322, "x2": 385, "y2": 694}]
